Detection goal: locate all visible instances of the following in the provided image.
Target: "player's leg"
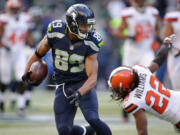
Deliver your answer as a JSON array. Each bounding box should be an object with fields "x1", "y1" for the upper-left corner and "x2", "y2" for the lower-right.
[
  {"x1": 80, "y1": 89, "x2": 112, "y2": 135},
  {"x1": 25, "y1": 84, "x2": 33, "y2": 108},
  {"x1": 14, "y1": 53, "x2": 27, "y2": 115},
  {"x1": 9, "y1": 80, "x2": 18, "y2": 110},
  {"x1": 0, "y1": 48, "x2": 11, "y2": 113},
  {"x1": 71, "y1": 125, "x2": 95, "y2": 135},
  {"x1": 54, "y1": 86, "x2": 77, "y2": 135},
  {"x1": 0, "y1": 82, "x2": 8, "y2": 113}
]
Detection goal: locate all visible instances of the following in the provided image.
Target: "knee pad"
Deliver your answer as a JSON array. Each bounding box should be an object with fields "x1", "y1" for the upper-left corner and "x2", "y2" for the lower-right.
[{"x1": 57, "y1": 125, "x2": 71, "y2": 135}]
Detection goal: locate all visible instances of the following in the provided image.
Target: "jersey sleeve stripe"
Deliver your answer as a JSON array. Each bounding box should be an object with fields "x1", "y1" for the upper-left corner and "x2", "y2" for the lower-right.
[
  {"x1": 84, "y1": 40, "x2": 100, "y2": 52},
  {"x1": 124, "y1": 104, "x2": 138, "y2": 113},
  {"x1": 47, "y1": 32, "x2": 65, "y2": 39},
  {"x1": 164, "y1": 18, "x2": 178, "y2": 22}
]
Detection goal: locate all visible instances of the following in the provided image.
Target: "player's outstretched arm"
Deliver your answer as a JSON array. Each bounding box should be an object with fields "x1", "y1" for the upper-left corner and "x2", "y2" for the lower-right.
[
  {"x1": 148, "y1": 34, "x2": 175, "y2": 73},
  {"x1": 24, "y1": 36, "x2": 50, "y2": 74},
  {"x1": 78, "y1": 53, "x2": 98, "y2": 96},
  {"x1": 133, "y1": 109, "x2": 148, "y2": 135}
]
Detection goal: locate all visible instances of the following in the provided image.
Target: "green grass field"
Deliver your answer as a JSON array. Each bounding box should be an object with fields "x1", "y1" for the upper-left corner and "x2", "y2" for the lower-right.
[{"x1": 0, "y1": 89, "x2": 179, "y2": 135}]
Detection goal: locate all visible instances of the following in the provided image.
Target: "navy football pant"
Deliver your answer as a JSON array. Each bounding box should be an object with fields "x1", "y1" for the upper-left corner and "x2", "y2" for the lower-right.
[{"x1": 54, "y1": 82, "x2": 112, "y2": 135}]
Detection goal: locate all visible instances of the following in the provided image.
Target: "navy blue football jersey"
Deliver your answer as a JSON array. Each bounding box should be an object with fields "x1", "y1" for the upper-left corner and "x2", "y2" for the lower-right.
[{"x1": 46, "y1": 20, "x2": 103, "y2": 84}]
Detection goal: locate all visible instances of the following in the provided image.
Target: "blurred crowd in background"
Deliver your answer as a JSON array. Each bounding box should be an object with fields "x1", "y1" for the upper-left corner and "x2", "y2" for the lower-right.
[{"x1": 0, "y1": 0, "x2": 179, "y2": 116}]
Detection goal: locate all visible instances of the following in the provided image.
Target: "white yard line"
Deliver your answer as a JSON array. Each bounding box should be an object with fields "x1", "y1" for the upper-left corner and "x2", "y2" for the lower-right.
[{"x1": 0, "y1": 113, "x2": 171, "y2": 126}]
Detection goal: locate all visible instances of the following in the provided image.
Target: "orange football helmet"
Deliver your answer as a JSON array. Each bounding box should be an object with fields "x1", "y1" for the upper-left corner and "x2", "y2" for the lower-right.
[
  {"x1": 6, "y1": 0, "x2": 22, "y2": 15},
  {"x1": 6, "y1": 0, "x2": 22, "y2": 9},
  {"x1": 108, "y1": 66, "x2": 136, "y2": 100}
]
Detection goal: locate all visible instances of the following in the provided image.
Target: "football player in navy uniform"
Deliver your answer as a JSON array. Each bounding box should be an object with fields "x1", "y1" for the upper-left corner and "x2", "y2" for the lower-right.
[{"x1": 22, "y1": 4, "x2": 112, "y2": 135}]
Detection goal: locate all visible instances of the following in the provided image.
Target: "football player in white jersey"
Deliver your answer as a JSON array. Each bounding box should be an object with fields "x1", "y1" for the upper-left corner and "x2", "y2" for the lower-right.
[
  {"x1": 0, "y1": 0, "x2": 34, "y2": 114},
  {"x1": 162, "y1": 0, "x2": 180, "y2": 90},
  {"x1": 108, "y1": 35, "x2": 180, "y2": 135},
  {"x1": 113, "y1": 0, "x2": 160, "y2": 66}
]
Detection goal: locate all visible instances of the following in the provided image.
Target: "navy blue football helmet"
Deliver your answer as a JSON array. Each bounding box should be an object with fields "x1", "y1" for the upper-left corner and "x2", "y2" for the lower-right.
[{"x1": 66, "y1": 4, "x2": 96, "y2": 39}]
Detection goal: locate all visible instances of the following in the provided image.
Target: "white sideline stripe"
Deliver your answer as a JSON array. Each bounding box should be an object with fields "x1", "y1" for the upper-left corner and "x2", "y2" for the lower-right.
[
  {"x1": 47, "y1": 32, "x2": 65, "y2": 39},
  {"x1": 84, "y1": 40, "x2": 99, "y2": 52}
]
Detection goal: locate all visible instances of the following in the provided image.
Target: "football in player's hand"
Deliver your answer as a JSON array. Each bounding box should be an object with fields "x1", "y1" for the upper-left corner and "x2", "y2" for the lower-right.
[{"x1": 30, "y1": 61, "x2": 48, "y2": 82}]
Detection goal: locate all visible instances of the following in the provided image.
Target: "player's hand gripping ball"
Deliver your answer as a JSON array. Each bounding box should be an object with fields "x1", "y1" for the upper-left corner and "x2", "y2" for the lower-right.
[{"x1": 22, "y1": 61, "x2": 48, "y2": 86}]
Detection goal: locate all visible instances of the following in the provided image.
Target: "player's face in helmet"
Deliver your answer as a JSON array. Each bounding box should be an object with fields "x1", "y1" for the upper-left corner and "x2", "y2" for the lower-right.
[
  {"x1": 78, "y1": 23, "x2": 92, "y2": 35},
  {"x1": 9, "y1": 7, "x2": 20, "y2": 15},
  {"x1": 131, "y1": 0, "x2": 146, "y2": 13},
  {"x1": 6, "y1": 0, "x2": 22, "y2": 16},
  {"x1": 66, "y1": 4, "x2": 95, "y2": 40},
  {"x1": 108, "y1": 66, "x2": 136, "y2": 100}
]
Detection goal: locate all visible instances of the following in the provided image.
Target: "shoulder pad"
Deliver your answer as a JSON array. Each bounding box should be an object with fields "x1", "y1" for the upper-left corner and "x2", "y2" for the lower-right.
[
  {"x1": 147, "y1": 6, "x2": 159, "y2": 16},
  {"x1": 47, "y1": 20, "x2": 66, "y2": 39},
  {"x1": 84, "y1": 31, "x2": 103, "y2": 52}
]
